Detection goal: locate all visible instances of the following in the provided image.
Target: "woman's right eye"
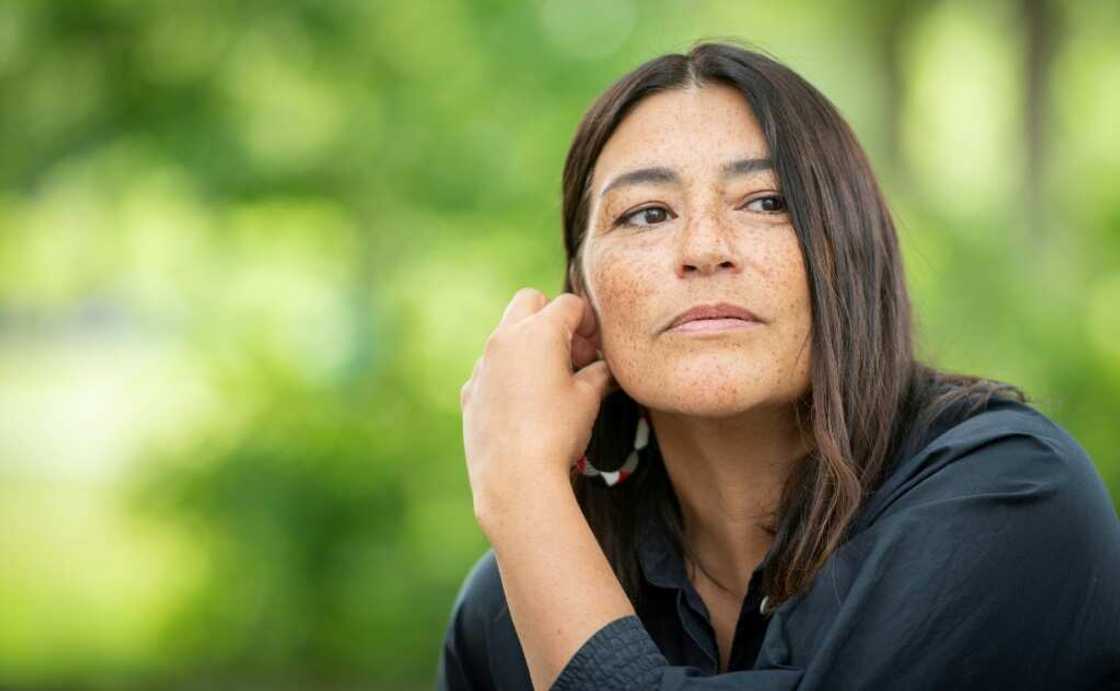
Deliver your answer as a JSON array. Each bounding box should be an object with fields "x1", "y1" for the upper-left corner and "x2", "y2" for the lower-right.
[{"x1": 616, "y1": 205, "x2": 673, "y2": 228}]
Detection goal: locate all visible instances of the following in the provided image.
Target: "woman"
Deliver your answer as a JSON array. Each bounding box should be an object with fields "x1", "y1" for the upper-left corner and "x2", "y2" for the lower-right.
[{"x1": 439, "y1": 41, "x2": 1120, "y2": 690}]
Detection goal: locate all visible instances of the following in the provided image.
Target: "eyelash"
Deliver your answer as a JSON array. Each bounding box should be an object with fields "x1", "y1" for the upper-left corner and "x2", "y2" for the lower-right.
[{"x1": 613, "y1": 194, "x2": 787, "y2": 229}]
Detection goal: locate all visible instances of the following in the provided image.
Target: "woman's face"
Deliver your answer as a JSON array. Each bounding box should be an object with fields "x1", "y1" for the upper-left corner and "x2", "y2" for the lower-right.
[{"x1": 576, "y1": 83, "x2": 812, "y2": 417}]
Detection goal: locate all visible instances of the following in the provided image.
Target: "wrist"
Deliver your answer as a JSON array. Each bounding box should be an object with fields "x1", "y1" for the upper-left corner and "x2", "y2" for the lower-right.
[{"x1": 474, "y1": 470, "x2": 577, "y2": 541}]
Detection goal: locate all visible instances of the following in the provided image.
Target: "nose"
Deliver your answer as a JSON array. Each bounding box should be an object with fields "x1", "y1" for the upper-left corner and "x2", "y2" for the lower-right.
[{"x1": 675, "y1": 208, "x2": 741, "y2": 278}]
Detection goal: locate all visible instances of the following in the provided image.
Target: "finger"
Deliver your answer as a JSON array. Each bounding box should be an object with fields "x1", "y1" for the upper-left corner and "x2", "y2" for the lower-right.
[
  {"x1": 498, "y1": 287, "x2": 549, "y2": 329},
  {"x1": 539, "y1": 292, "x2": 589, "y2": 342},
  {"x1": 572, "y1": 359, "x2": 613, "y2": 400},
  {"x1": 562, "y1": 292, "x2": 600, "y2": 369}
]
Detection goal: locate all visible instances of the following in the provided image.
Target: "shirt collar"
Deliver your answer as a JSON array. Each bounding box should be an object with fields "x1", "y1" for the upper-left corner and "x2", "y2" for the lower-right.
[
  {"x1": 635, "y1": 490, "x2": 769, "y2": 594},
  {"x1": 636, "y1": 500, "x2": 686, "y2": 591}
]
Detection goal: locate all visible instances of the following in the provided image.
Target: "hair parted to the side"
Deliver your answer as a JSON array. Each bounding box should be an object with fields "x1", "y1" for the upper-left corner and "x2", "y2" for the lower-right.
[{"x1": 559, "y1": 39, "x2": 1027, "y2": 612}]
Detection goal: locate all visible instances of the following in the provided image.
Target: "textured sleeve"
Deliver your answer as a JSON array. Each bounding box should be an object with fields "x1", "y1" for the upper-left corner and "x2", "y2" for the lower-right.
[
  {"x1": 549, "y1": 615, "x2": 668, "y2": 691},
  {"x1": 549, "y1": 616, "x2": 803, "y2": 690},
  {"x1": 551, "y1": 411, "x2": 1120, "y2": 690}
]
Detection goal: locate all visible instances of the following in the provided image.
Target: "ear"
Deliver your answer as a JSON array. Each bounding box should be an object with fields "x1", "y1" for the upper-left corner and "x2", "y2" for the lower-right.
[
  {"x1": 567, "y1": 263, "x2": 582, "y2": 296},
  {"x1": 567, "y1": 263, "x2": 604, "y2": 354}
]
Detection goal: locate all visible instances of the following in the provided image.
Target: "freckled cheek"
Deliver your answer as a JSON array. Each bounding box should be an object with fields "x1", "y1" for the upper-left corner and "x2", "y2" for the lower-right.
[
  {"x1": 773, "y1": 247, "x2": 813, "y2": 374},
  {"x1": 587, "y1": 252, "x2": 660, "y2": 350},
  {"x1": 768, "y1": 240, "x2": 811, "y2": 315}
]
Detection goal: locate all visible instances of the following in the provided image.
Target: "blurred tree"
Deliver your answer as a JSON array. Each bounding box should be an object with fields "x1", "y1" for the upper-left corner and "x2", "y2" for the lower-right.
[{"x1": 0, "y1": 1, "x2": 1115, "y2": 690}]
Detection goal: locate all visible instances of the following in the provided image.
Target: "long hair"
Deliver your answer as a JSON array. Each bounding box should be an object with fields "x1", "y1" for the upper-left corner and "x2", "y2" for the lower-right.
[{"x1": 559, "y1": 40, "x2": 1026, "y2": 611}]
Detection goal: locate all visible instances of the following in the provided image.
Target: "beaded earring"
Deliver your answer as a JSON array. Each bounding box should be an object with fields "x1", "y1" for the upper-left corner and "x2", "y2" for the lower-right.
[{"x1": 574, "y1": 410, "x2": 650, "y2": 487}]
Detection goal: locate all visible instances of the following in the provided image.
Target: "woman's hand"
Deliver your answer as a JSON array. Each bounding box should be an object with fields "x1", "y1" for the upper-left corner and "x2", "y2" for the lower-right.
[
  {"x1": 459, "y1": 288, "x2": 637, "y2": 690},
  {"x1": 459, "y1": 287, "x2": 614, "y2": 532}
]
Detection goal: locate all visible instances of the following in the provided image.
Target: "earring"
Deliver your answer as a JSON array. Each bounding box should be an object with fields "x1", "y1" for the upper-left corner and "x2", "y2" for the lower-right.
[{"x1": 575, "y1": 411, "x2": 650, "y2": 487}]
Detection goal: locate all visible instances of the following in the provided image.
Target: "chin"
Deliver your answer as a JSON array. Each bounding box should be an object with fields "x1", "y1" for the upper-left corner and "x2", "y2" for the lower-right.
[{"x1": 622, "y1": 364, "x2": 782, "y2": 419}]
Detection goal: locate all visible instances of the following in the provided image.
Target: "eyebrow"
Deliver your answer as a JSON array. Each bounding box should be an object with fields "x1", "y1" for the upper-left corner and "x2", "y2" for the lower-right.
[{"x1": 599, "y1": 157, "x2": 774, "y2": 198}]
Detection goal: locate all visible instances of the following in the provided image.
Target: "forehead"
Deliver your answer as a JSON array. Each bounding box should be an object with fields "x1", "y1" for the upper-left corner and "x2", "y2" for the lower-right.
[{"x1": 590, "y1": 83, "x2": 769, "y2": 193}]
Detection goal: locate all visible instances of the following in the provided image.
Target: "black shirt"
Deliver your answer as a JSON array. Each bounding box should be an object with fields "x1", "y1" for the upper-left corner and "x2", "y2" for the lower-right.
[{"x1": 435, "y1": 399, "x2": 1120, "y2": 690}]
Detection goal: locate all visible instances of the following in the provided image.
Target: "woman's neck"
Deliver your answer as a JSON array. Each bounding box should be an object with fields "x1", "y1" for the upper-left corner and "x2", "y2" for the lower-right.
[{"x1": 649, "y1": 402, "x2": 811, "y2": 597}]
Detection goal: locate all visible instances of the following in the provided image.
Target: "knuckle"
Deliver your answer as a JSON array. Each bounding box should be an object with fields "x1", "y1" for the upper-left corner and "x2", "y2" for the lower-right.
[
  {"x1": 515, "y1": 286, "x2": 544, "y2": 302},
  {"x1": 483, "y1": 331, "x2": 502, "y2": 355}
]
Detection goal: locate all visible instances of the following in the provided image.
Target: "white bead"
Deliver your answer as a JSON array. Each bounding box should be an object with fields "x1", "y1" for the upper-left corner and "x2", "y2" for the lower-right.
[
  {"x1": 634, "y1": 415, "x2": 650, "y2": 449},
  {"x1": 621, "y1": 449, "x2": 639, "y2": 472}
]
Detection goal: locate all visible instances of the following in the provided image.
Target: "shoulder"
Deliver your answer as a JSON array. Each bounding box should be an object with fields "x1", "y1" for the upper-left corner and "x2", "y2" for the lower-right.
[
  {"x1": 855, "y1": 398, "x2": 1115, "y2": 534},
  {"x1": 449, "y1": 548, "x2": 508, "y2": 631},
  {"x1": 775, "y1": 399, "x2": 1120, "y2": 688},
  {"x1": 438, "y1": 549, "x2": 532, "y2": 690}
]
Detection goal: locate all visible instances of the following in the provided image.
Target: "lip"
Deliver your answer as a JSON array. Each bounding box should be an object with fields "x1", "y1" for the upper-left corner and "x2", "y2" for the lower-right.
[{"x1": 664, "y1": 302, "x2": 764, "y2": 332}]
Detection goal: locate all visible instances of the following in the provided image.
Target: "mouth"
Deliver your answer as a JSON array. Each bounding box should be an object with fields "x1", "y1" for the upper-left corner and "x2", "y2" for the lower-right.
[
  {"x1": 667, "y1": 317, "x2": 761, "y2": 333},
  {"x1": 663, "y1": 302, "x2": 764, "y2": 333}
]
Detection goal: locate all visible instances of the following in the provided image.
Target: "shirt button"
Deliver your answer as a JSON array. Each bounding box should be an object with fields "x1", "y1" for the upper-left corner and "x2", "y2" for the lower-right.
[{"x1": 759, "y1": 595, "x2": 770, "y2": 615}]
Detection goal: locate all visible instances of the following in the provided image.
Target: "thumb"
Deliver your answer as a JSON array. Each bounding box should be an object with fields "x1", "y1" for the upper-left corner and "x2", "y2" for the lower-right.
[{"x1": 573, "y1": 359, "x2": 613, "y2": 400}]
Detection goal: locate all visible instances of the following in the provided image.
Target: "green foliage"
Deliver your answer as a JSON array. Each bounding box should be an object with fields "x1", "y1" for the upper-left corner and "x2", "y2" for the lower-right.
[{"x1": 0, "y1": 0, "x2": 1115, "y2": 688}]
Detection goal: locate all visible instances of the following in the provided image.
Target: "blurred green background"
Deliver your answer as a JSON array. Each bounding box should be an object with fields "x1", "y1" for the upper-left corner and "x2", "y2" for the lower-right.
[{"x1": 0, "y1": 1, "x2": 1116, "y2": 689}]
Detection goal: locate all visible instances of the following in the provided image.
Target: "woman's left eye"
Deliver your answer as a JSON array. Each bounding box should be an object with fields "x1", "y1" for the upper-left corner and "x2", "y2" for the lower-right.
[{"x1": 743, "y1": 195, "x2": 787, "y2": 213}]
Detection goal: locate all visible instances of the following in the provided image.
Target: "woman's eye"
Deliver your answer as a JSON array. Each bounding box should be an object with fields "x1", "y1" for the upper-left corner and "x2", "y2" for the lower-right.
[
  {"x1": 744, "y1": 195, "x2": 787, "y2": 213},
  {"x1": 617, "y1": 205, "x2": 672, "y2": 228}
]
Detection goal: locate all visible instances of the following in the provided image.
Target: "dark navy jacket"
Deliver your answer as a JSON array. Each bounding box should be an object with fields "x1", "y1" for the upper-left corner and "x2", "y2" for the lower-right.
[{"x1": 435, "y1": 399, "x2": 1120, "y2": 690}]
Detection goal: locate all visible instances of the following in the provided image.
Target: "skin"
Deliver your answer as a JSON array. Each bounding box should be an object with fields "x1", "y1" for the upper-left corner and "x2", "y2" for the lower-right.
[{"x1": 461, "y1": 84, "x2": 814, "y2": 688}]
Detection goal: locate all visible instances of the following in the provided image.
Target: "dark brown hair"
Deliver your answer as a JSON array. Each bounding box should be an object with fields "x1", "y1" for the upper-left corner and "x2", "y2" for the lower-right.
[{"x1": 559, "y1": 40, "x2": 1026, "y2": 612}]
